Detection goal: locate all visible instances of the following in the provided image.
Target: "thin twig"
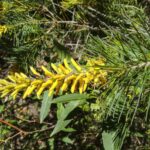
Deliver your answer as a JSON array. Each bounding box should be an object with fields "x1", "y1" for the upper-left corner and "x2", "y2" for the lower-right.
[
  {"x1": 0, "y1": 118, "x2": 26, "y2": 134},
  {"x1": 0, "y1": 132, "x2": 22, "y2": 144},
  {"x1": 0, "y1": 125, "x2": 55, "y2": 144}
]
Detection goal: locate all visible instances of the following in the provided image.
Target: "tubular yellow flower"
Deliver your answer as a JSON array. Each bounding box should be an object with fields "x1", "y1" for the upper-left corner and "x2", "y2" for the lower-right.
[
  {"x1": 37, "y1": 86, "x2": 45, "y2": 98},
  {"x1": 41, "y1": 66, "x2": 54, "y2": 77},
  {"x1": 51, "y1": 63, "x2": 60, "y2": 74},
  {"x1": 58, "y1": 64, "x2": 70, "y2": 74},
  {"x1": 64, "y1": 59, "x2": 72, "y2": 72},
  {"x1": 15, "y1": 84, "x2": 28, "y2": 90},
  {"x1": 53, "y1": 75, "x2": 65, "y2": 80},
  {"x1": 61, "y1": 82, "x2": 68, "y2": 92},
  {"x1": 41, "y1": 80, "x2": 53, "y2": 88},
  {"x1": 30, "y1": 66, "x2": 40, "y2": 76},
  {"x1": 20, "y1": 72, "x2": 28, "y2": 79},
  {"x1": 49, "y1": 80, "x2": 58, "y2": 92},
  {"x1": 15, "y1": 73, "x2": 22, "y2": 78},
  {"x1": 23, "y1": 85, "x2": 36, "y2": 99},
  {"x1": 71, "y1": 58, "x2": 82, "y2": 72},
  {"x1": 31, "y1": 80, "x2": 43, "y2": 86},
  {"x1": 83, "y1": 78, "x2": 90, "y2": 91},
  {"x1": 0, "y1": 87, "x2": 4, "y2": 91},
  {"x1": 71, "y1": 73, "x2": 83, "y2": 93},
  {"x1": 0, "y1": 79, "x2": 8, "y2": 85},
  {"x1": 36, "y1": 80, "x2": 53, "y2": 98},
  {"x1": 7, "y1": 75, "x2": 16, "y2": 83},
  {"x1": 1, "y1": 89, "x2": 10, "y2": 97},
  {"x1": 48, "y1": 90, "x2": 53, "y2": 96},
  {"x1": 65, "y1": 74, "x2": 76, "y2": 82},
  {"x1": 5, "y1": 84, "x2": 15, "y2": 89},
  {"x1": 11, "y1": 89, "x2": 19, "y2": 100},
  {"x1": 27, "y1": 85, "x2": 36, "y2": 96}
]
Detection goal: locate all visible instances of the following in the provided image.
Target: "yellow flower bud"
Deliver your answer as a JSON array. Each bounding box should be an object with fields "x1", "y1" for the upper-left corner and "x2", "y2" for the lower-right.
[
  {"x1": 7, "y1": 75, "x2": 16, "y2": 83},
  {"x1": 64, "y1": 59, "x2": 72, "y2": 72},
  {"x1": 1, "y1": 89, "x2": 10, "y2": 97},
  {"x1": 30, "y1": 66, "x2": 40, "y2": 76},
  {"x1": 71, "y1": 58, "x2": 82, "y2": 72},
  {"x1": 41, "y1": 66, "x2": 54, "y2": 77},
  {"x1": 0, "y1": 79, "x2": 8, "y2": 85},
  {"x1": 61, "y1": 82, "x2": 68, "y2": 92},
  {"x1": 51, "y1": 63, "x2": 60, "y2": 74},
  {"x1": 31, "y1": 80, "x2": 43, "y2": 86},
  {"x1": 15, "y1": 84, "x2": 28, "y2": 90},
  {"x1": 49, "y1": 80, "x2": 58, "y2": 92},
  {"x1": 71, "y1": 73, "x2": 83, "y2": 93},
  {"x1": 58, "y1": 64, "x2": 70, "y2": 74},
  {"x1": 37, "y1": 86, "x2": 45, "y2": 98}
]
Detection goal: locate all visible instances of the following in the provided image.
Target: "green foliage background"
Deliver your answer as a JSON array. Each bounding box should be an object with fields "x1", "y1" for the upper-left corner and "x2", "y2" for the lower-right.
[{"x1": 0, "y1": 0, "x2": 150, "y2": 149}]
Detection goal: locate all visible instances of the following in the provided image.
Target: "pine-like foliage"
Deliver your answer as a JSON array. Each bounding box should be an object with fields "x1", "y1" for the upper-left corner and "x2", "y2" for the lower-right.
[{"x1": 86, "y1": 9, "x2": 150, "y2": 149}]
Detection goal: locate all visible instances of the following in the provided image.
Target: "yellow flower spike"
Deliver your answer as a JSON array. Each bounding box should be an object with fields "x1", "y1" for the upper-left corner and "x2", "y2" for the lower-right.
[
  {"x1": 71, "y1": 73, "x2": 83, "y2": 93},
  {"x1": 64, "y1": 59, "x2": 72, "y2": 72},
  {"x1": 0, "y1": 57, "x2": 107, "y2": 99},
  {"x1": 71, "y1": 58, "x2": 82, "y2": 72},
  {"x1": 41, "y1": 66, "x2": 54, "y2": 77},
  {"x1": 30, "y1": 66, "x2": 41, "y2": 76},
  {"x1": 58, "y1": 64, "x2": 70, "y2": 74}
]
